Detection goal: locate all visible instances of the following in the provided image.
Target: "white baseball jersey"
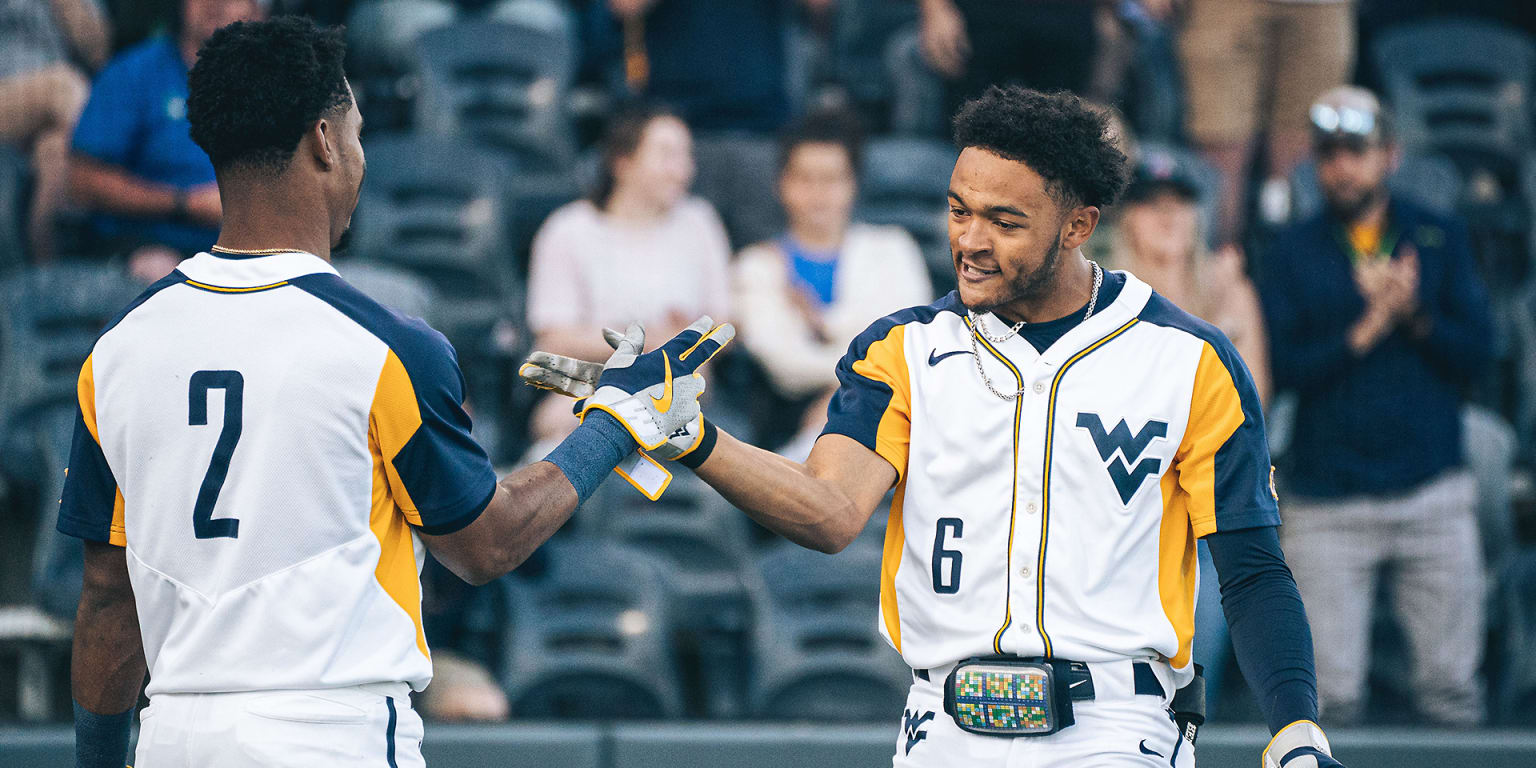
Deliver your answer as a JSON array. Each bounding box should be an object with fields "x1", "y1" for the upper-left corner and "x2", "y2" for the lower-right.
[
  {"x1": 823, "y1": 271, "x2": 1277, "y2": 689},
  {"x1": 58, "y1": 250, "x2": 498, "y2": 696}
]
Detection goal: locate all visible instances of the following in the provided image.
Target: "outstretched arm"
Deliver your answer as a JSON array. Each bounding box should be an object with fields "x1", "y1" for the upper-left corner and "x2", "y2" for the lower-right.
[
  {"x1": 694, "y1": 431, "x2": 896, "y2": 553},
  {"x1": 72, "y1": 541, "x2": 147, "y2": 768}
]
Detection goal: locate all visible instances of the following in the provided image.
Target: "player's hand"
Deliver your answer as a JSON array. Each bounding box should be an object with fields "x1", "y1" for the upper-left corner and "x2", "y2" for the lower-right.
[
  {"x1": 1263, "y1": 721, "x2": 1342, "y2": 768},
  {"x1": 520, "y1": 316, "x2": 734, "y2": 451}
]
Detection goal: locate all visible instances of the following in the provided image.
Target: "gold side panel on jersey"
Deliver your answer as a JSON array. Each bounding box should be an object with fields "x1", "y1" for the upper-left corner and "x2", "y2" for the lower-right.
[
  {"x1": 1156, "y1": 341, "x2": 1248, "y2": 668},
  {"x1": 881, "y1": 478, "x2": 908, "y2": 653},
  {"x1": 369, "y1": 349, "x2": 430, "y2": 660},
  {"x1": 1177, "y1": 343, "x2": 1247, "y2": 538},
  {"x1": 850, "y1": 325, "x2": 913, "y2": 480},
  {"x1": 371, "y1": 350, "x2": 425, "y2": 523},
  {"x1": 965, "y1": 319, "x2": 1023, "y2": 655},
  {"x1": 1037, "y1": 318, "x2": 1140, "y2": 659},
  {"x1": 78, "y1": 355, "x2": 127, "y2": 546},
  {"x1": 1158, "y1": 471, "x2": 1198, "y2": 668}
]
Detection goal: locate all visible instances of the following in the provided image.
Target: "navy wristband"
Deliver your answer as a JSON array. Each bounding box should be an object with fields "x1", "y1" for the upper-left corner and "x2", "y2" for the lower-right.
[
  {"x1": 543, "y1": 410, "x2": 637, "y2": 505},
  {"x1": 677, "y1": 419, "x2": 718, "y2": 469},
  {"x1": 73, "y1": 699, "x2": 133, "y2": 768}
]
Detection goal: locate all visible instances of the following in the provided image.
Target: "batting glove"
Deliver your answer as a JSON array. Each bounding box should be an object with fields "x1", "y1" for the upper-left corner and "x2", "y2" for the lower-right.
[
  {"x1": 520, "y1": 316, "x2": 734, "y2": 451},
  {"x1": 1263, "y1": 721, "x2": 1343, "y2": 768}
]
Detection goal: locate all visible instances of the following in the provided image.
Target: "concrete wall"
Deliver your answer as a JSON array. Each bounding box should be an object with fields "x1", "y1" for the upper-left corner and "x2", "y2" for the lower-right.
[{"x1": 4, "y1": 723, "x2": 1536, "y2": 767}]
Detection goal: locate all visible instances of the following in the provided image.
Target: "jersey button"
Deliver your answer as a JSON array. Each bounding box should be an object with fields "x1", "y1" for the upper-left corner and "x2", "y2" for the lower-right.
[
  {"x1": 1019, "y1": 565, "x2": 1032, "y2": 578},
  {"x1": 1025, "y1": 502, "x2": 1038, "y2": 515},
  {"x1": 1032, "y1": 382, "x2": 1046, "y2": 394}
]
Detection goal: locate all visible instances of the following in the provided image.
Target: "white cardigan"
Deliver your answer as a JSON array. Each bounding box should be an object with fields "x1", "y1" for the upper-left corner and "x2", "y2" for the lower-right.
[{"x1": 732, "y1": 223, "x2": 934, "y2": 398}]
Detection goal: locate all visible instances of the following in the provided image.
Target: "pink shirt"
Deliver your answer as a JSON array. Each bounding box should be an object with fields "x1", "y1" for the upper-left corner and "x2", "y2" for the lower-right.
[{"x1": 526, "y1": 197, "x2": 733, "y2": 332}]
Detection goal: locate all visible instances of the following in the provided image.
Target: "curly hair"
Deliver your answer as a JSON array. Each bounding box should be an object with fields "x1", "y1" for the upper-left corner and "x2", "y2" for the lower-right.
[
  {"x1": 952, "y1": 86, "x2": 1130, "y2": 210},
  {"x1": 187, "y1": 16, "x2": 350, "y2": 175}
]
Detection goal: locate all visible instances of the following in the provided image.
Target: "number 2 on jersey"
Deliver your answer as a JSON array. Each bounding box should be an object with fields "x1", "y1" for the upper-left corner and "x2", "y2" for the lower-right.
[
  {"x1": 188, "y1": 370, "x2": 243, "y2": 539},
  {"x1": 932, "y1": 517, "x2": 963, "y2": 593}
]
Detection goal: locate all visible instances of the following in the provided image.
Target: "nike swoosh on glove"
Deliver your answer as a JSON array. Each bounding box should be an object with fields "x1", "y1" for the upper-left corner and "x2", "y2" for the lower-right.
[{"x1": 520, "y1": 316, "x2": 734, "y2": 451}]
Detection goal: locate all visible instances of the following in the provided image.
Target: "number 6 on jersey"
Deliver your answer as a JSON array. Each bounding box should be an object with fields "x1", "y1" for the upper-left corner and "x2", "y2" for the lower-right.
[{"x1": 189, "y1": 370, "x2": 243, "y2": 539}]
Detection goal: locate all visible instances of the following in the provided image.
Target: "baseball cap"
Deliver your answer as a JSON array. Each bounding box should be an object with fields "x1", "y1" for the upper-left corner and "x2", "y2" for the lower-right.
[
  {"x1": 1122, "y1": 148, "x2": 1199, "y2": 204},
  {"x1": 1310, "y1": 86, "x2": 1389, "y2": 149}
]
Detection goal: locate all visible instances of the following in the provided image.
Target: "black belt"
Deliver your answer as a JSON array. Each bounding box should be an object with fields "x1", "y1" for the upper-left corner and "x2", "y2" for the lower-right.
[{"x1": 914, "y1": 659, "x2": 1166, "y2": 700}]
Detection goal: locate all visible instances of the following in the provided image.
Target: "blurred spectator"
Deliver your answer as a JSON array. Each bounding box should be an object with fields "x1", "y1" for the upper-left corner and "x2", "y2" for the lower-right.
[
  {"x1": 1179, "y1": 0, "x2": 1355, "y2": 243},
  {"x1": 525, "y1": 103, "x2": 730, "y2": 440},
  {"x1": 68, "y1": 0, "x2": 267, "y2": 281},
  {"x1": 1107, "y1": 153, "x2": 1271, "y2": 404},
  {"x1": 917, "y1": 0, "x2": 1140, "y2": 118},
  {"x1": 1260, "y1": 86, "x2": 1494, "y2": 725},
  {"x1": 585, "y1": 0, "x2": 832, "y2": 134},
  {"x1": 733, "y1": 108, "x2": 931, "y2": 447},
  {"x1": 0, "y1": 0, "x2": 110, "y2": 261}
]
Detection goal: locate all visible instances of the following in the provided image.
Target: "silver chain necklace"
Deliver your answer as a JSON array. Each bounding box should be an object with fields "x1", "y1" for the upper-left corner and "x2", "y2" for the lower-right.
[{"x1": 968, "y1": 261, "x2": 1104, "y2": 401}]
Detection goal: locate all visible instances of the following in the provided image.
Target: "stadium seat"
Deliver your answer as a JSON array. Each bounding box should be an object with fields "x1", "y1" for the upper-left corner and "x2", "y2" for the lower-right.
[
  {"x1": 0, "y1": 145, "x2": 27, "y2": 275},
  {"x1": 502, "y1": 170, "x2": 582, "y2": 277},
  {"x1": 1289, "y1": 151, "x2": 1464, "y2": 222},
  {"x1": 691, "y1": 134, "x2": 783, "y2": 250},
  {"x1": 1372, "y1": 20, "x2": 1534, "y2": 167},
  {"x1": 1463, "y1": 405, "x2": 1519, "y2": 570},
  {"x1": 349, "y1": 134, "x2": 513, "y2": 338},
  {"x1": 1512, "y1": 282, "x2": 1536, "y2": 459},
  {"x1": 832, "y1": 0, "x2": 920, "y2": 128},
  {"x1": 499, "y1": 539, "x2": 685, "y2": 719},
  {"x1": 1492, "y1": 549, "x2": 1536, "y2": 724},
  {"x1": 487, "y1": 0, "x2": 575, "y2": 40},
  {"x1": 582, "y1": 474, "x2": 756, "y2": 716},
  {"x1": 334, "y1": 260, "x2": 440, "y2": 324},
  {"x1": 856, "y1": 137, "x2": 958, "y2": 291},
  {"x1": 0, "y1": 264, "x2": 143, "y2": 617},
  {"x1": 884, "y1": 25, "x2": 944, "y2": 137},
  {"x1": 747, "y1": 542, "x2": 911, "y2": 721},
  {"x1": 347, "y1": 0, "x2": 459, "y2": 75},
  {"x1": 345, "y1": 0, "x2": 460, "y2": 131},
  {"x1": 413, "y1": 20, "x2": 578, "y2": 172}
]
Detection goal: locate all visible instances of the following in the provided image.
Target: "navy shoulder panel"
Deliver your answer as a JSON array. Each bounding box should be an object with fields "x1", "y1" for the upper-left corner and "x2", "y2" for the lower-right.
[
  {"x1": 289, "y1": 273, "x2": 462, "y2": 392},
  {"x1": 844, "y1": 290, "x2": 963, "y2": 360},
  {"x1": 100, "y1": 269, "x2": 187, "y2": 337}
]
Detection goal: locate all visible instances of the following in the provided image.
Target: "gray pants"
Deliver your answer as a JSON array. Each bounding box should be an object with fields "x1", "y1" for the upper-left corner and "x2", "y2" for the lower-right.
[{"x1": 1281, "y1": 469, "x2": 1485, "y2": 725}]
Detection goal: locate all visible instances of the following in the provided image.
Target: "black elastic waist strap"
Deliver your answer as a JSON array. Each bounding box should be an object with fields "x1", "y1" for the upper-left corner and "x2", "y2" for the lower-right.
[{"x1": 916, "y1": 660, "x2": 1165, "y2": 698}]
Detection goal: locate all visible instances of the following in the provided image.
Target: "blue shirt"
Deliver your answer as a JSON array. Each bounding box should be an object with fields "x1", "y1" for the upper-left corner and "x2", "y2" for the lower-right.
[
  {"x1": 781, "y1": 236, "x2": 839, "y2": 306},
  {"x1": 1260, "y1": 198, "x2": 1494, "y2": 498},
  {"x1": 72, "y1": 36, "x2": 218, "y2": 254}
]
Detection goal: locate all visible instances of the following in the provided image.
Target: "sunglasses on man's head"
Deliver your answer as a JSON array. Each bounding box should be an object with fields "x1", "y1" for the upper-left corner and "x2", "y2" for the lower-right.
[{"x1": 1310, "y1": 103, "x2": 1377, "y2": 138}]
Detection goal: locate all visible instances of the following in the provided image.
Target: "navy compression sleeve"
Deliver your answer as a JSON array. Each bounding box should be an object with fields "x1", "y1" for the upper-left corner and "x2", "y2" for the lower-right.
[{"x1": 1204, "y1": 525, "x2": 1319, "y2": 734}]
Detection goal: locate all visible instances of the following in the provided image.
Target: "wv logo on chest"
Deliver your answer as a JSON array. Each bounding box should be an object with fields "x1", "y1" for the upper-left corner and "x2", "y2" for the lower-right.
[{"x1": 1075, "y1": 413, "x2": 1169, "y2": 504}]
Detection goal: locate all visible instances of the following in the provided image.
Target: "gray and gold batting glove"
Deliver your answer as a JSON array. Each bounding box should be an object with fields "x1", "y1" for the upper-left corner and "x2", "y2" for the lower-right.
[
  {"x1": 1263, "y1": 721, "x2": 1343, "y2": 768},
  {"x1": 519, "y1": 317, "x2": 733, "y2": 498},
  {"x1": 520, "y1": 318, "x2": 728, "y2": 463}
]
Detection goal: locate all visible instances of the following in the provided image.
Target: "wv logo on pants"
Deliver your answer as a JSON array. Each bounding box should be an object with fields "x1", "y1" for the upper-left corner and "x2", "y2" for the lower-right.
[
  {"x1": 903, "y1": 709, "x2": 935, "y2": 755},
  {"x1": 1076, "y1": 413, "x2": 1169, "y2": 504}
]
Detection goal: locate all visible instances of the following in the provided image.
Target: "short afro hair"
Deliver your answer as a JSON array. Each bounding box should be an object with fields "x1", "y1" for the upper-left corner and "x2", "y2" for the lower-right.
[
  {"x1": 187, "y1": 16, "x2": 351, "y2": 175},
  {"x1": 952, "y1": 86, "x2": 1130, "y2": 210}
]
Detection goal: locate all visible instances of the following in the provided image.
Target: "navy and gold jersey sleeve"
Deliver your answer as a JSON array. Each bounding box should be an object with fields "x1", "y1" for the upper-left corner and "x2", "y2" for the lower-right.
[
  {"x1": 1175, "y1": 338, "x2": 1280, "y2": 537},
  {"x1": 58, "y1": 355, "x2": 126, "y2": 546},
  {"x1": 293, "y1": 273, "x2": 497, "y2": 535},
  {"x1": 821, "y1": 317, "x2": 913, "y2": 481},
  {"x1": 368, "y1": 324, "x2": 497, "y2": 535}
]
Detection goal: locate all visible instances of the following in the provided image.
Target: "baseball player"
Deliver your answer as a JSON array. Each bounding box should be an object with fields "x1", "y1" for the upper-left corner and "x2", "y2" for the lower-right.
[
  {"x1": 523, "y1": 86, "x2": 1341, "y2": 767},
  {"x1": 62, "y1": 18, "x2": 729, "y2": 768}
]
